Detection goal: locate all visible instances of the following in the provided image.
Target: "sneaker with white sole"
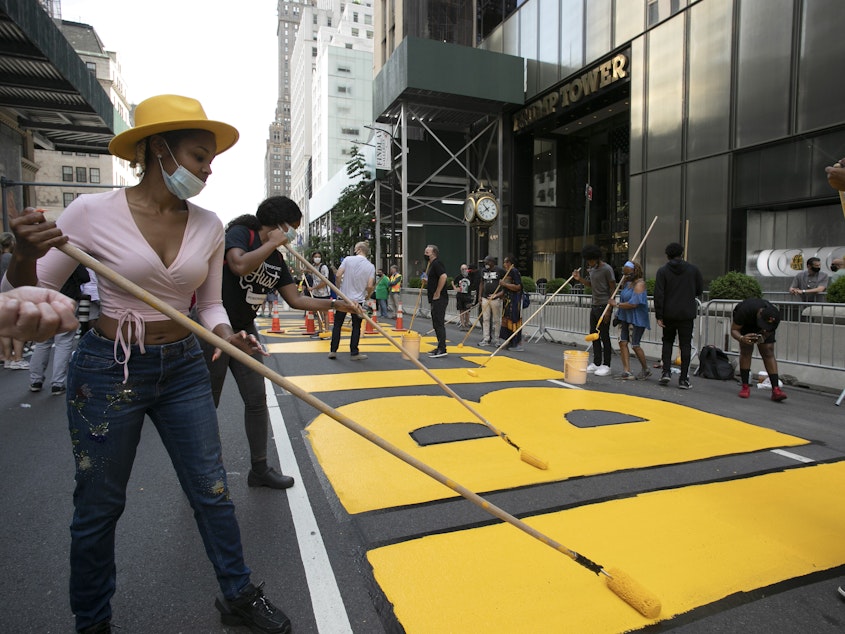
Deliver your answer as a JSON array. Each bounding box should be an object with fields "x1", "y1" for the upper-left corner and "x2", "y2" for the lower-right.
[
  {"x1": 586, "y1": 363, "x2": 599, "y2": 373},
  {"x1": 594, "y1": 365, "x2": 611, "y2": 376},
  {"x1": 10, "y1": 360, "x2": 29, "y2": 370},
  {"x1": 350, "y1": 353, "x2": 368, "y2": 360}
]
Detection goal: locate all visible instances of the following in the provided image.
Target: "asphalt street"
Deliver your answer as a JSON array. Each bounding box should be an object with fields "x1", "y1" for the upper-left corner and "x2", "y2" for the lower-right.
[{"x1": 2, "y1": 311, "x2": 845, "y2": 633}]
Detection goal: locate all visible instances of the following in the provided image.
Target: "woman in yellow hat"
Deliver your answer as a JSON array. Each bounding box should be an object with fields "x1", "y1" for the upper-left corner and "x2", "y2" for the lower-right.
[{"x1": 3, "y1": 95, "x2": 291, "y2": 634}]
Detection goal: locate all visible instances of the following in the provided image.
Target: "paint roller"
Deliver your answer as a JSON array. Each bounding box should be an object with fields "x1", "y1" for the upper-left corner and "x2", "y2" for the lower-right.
[
  {"x1": 55, "y1": 241, "x2": 661, "y2": 619},
  {"x1": 585, "y1": 216, "x2": 658, "y2": 342},
  {"x1": 466, "y1": 269, "x2": 579, "y2": 377},
  {"x1": 279, "y1": 242, "x2": 548, "y2": 471}
]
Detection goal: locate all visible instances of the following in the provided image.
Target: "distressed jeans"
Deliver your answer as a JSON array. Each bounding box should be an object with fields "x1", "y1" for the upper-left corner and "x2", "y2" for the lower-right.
[{"x1": 67, "y1": 330, "x2": 250, "y2": 630}]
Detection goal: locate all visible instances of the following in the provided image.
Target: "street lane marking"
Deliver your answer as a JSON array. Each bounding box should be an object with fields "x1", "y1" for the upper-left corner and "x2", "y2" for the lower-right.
[
  {"x1": 771, "y1": 448, "x2": 815, "y2": 463},
  {"x1": 307, "y1": 387, "x2": 807, "y2": 513},
  {"x1": 265, "y1": 379, "x2": 352, "y2": 634},
  {"x1": 368, "y1": 460, "x2": 845, "y2": 632}
]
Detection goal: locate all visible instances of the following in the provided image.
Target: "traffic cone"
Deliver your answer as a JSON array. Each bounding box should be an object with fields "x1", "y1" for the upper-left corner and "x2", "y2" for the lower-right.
[
  {"x1": 305, "y1": 310, "x2": 316, "y2": 334},
  {"x1": 394, "y1": 303, "x2": 406, "y2": 331},
  {"x1": 365, "y1": 299, "x2": 376, "y2": 335},
  {"x1": 269, "y1": 301, "x2": 284, "y2": 334},
  {"x1": 328, "y1": 307, "x2": 335, "y2": 326}
]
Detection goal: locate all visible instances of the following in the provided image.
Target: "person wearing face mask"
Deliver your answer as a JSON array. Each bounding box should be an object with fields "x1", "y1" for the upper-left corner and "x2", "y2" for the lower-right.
[
  {"x1": 830, "y1": 258, "x2": 845, "y2": 282},
  {"x1": 789, "y1": 257, "x2": 828, "y2": 302},
  {"x1": 308, "y1": 250, "x2": 331, "y2": 329},
  {"x1": 452, "y1": 263, "x2": 473, "y2": 330},
  {"x1": 329, "y1": 241, "x2": 375, "y2": 360},
  {"x1": 424, "y1": 244, "x2": 449, "y2": 357},
  {"x1": 202, "y1": 195, "x2": 353, "y2": 493},
  {"x1": 2, "y1": 95, "x2": 294, "y2": 634},
  {"x1": 478, "y1": 255, "x2": 506, "y2": 346}
]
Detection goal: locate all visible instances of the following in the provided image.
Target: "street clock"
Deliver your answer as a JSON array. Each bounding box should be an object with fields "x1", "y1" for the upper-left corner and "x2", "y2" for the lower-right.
[{"x1": 464, "y1": 184, "x2": 500, "y2": 224}]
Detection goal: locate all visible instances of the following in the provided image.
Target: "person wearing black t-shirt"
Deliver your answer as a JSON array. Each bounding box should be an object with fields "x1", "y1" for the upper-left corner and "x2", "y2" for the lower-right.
[
  {"x1": 205, "y1": 196, "x2": 354, "y2": 489},
  {"x1": 424, "y1": 244, "x2": 449, "y2": 358},
  {"x1": 731, "y1": 298, "x2": 787, "y2": 402}
]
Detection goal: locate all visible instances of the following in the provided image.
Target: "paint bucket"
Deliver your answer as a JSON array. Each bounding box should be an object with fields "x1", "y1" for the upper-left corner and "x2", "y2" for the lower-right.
[
  {"x1": 564, "y1": 350, "x2": 589, "y2": 384},
  {"x1": 402, "y1": 331, "x2": 420, "y2": 361}
]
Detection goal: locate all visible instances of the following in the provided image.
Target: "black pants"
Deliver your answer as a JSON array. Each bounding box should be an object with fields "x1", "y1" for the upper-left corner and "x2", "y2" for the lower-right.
[
  {"x1": 430, "y1": 295, "x2": 448, "y2": 351},
  {"x1": 331, "y1": 309, "x2": 363, "y2": 355},
  {"x1": 661, "y1": 318, "x2": 694, "y2": 379},
  {"x1": 589, "y1": 305, "x2": 612, "y2": 366}
]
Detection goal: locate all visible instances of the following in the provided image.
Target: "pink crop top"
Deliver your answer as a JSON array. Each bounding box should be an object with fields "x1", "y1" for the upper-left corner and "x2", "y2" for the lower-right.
[{"x1": 24, "y1": 189, "x2": 230, "y2": 377}]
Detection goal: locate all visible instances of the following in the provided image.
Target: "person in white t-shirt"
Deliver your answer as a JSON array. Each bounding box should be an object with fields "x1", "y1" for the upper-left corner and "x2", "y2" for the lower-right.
[{"x1": 328, "y1": 241, "x2": 374, "y2": 360}]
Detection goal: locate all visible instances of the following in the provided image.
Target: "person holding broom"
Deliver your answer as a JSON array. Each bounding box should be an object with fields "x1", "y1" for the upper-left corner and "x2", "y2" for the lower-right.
[
  {"x1": 203, "y1": 195, "x2": 354, "y2": 491},
  {"x1": 2, "y1": 94, "x2": 293, "y2": 634}
]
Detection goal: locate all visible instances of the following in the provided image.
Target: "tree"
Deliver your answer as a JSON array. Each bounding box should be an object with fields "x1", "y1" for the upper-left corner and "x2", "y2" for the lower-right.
[{"x1": 324, "y1": 146, "x2": 375, "y2": 266}]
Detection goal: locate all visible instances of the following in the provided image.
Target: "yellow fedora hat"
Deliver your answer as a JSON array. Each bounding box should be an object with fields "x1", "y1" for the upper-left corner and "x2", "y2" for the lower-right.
[{"x1": 108, "y1": 94, "x2": 239, "y2": 161}]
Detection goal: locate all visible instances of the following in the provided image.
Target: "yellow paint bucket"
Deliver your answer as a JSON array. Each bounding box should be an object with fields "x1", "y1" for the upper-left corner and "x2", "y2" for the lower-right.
[
  {"x1": 402, "y1": 331, "x2": 420, "y2": 361},
  {"x1": 564, "y1": 350, "x2": 589, "y2": 384}
]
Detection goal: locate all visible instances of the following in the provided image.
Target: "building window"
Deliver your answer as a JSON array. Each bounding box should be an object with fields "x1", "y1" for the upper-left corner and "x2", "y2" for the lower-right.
[
  {"x1": 338, "y1": 65, "x2": 351, "y2": 73},
  {"x1": 312, "y1": 47, "x2": 317, "y2": 57},
  {"x1": 62, "y1": 166, "x2": 73, "y2": 182},
  {"x1": 62, "y1": 151, "x2": 72, "y2": 156},
  {"x1": 337, "y1": 85, "x2": 348, "y2": 93},
  {"x1": 352, "y1": 28, "x2": 359, "y2": 36},
  {"x1": 341, "y1": 127, "x2": 360, "y2": 135},
  {"x1": 76, "y1": 167, "x2": 87, "y2": 183},
  {"x1": 345, "y1": 43, "x2": 353, "y2": 49},
  {"x1": 86, "y1": 61, "x2": 96, "y2": 74},
  {"x1": 89, "y1": 168, "x2": 101, "y2": 184},
  {"x1": 63, "y1": 192, "x2": 75, "y2": 207}
]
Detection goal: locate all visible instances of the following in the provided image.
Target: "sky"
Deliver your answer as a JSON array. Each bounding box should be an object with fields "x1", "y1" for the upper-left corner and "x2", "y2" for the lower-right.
[{"x1": 61, "y1": 0, "x2": 280, "y2": 225}]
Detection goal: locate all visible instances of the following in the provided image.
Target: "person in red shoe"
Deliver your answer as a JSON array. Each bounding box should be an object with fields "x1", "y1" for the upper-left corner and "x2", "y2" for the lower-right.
[{"x1": 730, "y1": 298, "x2": 787, "y2": 402}]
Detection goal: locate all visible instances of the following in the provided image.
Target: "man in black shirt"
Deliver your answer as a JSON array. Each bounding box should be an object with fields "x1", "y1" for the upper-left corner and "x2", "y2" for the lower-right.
[
  {"x1": 424, "y1": 244, "x2": 448, "y2": 358},
  {"x1": 731, "y1": 298, "x2": 787, "y2": 402}
]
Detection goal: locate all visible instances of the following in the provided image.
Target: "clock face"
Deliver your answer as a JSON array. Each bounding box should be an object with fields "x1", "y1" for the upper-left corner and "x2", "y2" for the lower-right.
[
  {"x1": 476, "y1": 196, "x2": 499, "y2": 222},
  {"x1": 463, "y1": 198, "x2": 476, "y2": 222}
]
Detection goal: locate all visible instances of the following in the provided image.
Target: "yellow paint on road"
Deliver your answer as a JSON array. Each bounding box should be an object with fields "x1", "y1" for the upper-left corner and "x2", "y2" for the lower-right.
[
  {"x1": 368, "y1": 460, "x2": 845, "y2": 632},
  {"x1": 307, "y1": 387, "x2": 805, "y2": 512}
]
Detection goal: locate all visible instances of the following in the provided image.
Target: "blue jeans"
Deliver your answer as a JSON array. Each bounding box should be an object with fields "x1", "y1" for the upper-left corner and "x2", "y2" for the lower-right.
[
  {"x1": 378, "y1": 298, "x2": 389, "y2": 317},
  {"x1": 67, "y1": 330, "x2": 250, "y2": 630}
]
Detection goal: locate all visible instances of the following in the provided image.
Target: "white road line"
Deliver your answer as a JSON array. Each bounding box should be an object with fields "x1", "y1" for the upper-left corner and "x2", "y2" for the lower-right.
[
  {"x1": 771, "y1": 448, "x2": 815, "y2": 464},
  {"x1": 265, "y1": 378, "x2": 353, "y2": 634},
  {"x1": 548, "y1": 379, "x2": 584, "y2": 390}
]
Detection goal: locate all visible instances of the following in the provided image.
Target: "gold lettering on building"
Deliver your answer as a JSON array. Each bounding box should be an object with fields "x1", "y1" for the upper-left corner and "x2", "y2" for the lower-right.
[{"x1": 513, "y1": 53, "x2": 629, "y2": 132}]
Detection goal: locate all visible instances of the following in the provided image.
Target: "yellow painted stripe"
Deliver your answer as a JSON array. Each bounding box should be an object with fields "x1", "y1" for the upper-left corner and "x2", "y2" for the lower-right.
[
  {"x1": 368, "y1": 460, "x2": 845, "y2": 632},
  {"x1": 307, "y1": 387, "x2": 806, "y2": 513}
]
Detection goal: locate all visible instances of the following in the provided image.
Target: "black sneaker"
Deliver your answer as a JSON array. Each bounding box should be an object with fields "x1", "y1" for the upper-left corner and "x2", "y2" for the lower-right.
[
  {"x1": 678, "y1": 378, "x2": 691, "y2": 390},
  {"x1": 29, "y1": 381, "x2": 42, "y2": 393},
  {"x1": 658, "y1": 372, "x2": 671, "y2": 386},
  {"x1": 428, "y1": 349, "x2": 448, "y2": 358},
  {"x1": 51, "y1": 385, "x2": 67, "y2": 396},
  {"x1": 79, "y1": 621, "x2": 111, "y2": 634},
  {"x1": 248, "y1": 467, "x2": 294, "y2": 490},
  {"x1": 215, "y1": 582, "x2": 291, "y2": 634}
]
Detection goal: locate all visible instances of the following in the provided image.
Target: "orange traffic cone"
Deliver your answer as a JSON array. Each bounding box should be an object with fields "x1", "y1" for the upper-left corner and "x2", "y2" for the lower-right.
[
  {"x1": 394, "y1": 303, "x2": 406, "y2": 331},
  {"x1": 328, "y1": 307, "x2": 335, "y2": 326},
  {"x1": 269, "y1": 301, "x2": 284, "y2": 334},
  {"x1": 365, "y1": 300, "x2": 376, "y2": 335},
  {"x1": 305, "y1": 310, "x2": 316, "y2": 334}
]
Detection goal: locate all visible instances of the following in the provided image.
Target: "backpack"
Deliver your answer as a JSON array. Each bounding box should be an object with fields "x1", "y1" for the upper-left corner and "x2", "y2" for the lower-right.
[
  {"x1": 521, "y1": 291, "x2": 530, "y2": 309},
  {"x1": 695, "y1": 345, "x2": 735, "y2": 380}
]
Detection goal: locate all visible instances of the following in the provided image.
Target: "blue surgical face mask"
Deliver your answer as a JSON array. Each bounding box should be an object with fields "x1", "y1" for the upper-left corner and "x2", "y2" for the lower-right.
[
  {"x1": 158, "y1": 142, "x2": 206, "y2": 199},
  {"x1": 284, "y1": 225, "x2": 297, "y2": 243}
]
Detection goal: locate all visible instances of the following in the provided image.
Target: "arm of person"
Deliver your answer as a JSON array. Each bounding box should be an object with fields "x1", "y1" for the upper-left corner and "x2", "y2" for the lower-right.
[
  {"x1": 788, "y1": 274, "x2": 803, "y2": 295},
  {"x1": 6, "y1": 208, "x2": 72, "y2": 288},
  {"x1": 0, "y1": 286, "x2": 79, "y2": 341},
  {"x1": 225, "y1": 227, "x2": 288, "y2": 277},
  {"x1": 653, "y1": 271, "x2": 665, "y2": 325},
  {"x1": 366, "y1": 274, "x2": 375, "y2": 301},
  {"x1": 311, "y1": 265, "x2": 328, "y2": 292},
  {"x1": 731, "y1": 321, "x2": 759, "y2": 346},
  {"x1": 432, "y1": 273, "x2": 447, "y2": 300},
  {"x1": 278, "y1": 282, "x2": 355, "y2": 313}
]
